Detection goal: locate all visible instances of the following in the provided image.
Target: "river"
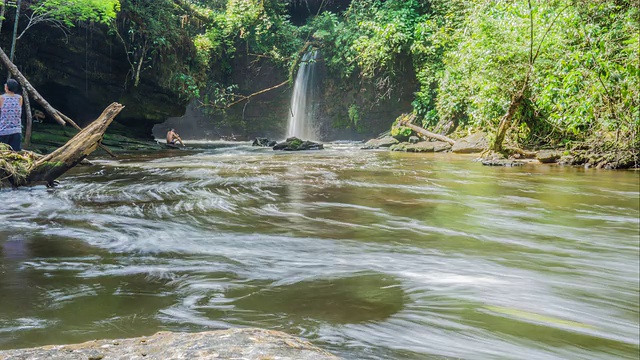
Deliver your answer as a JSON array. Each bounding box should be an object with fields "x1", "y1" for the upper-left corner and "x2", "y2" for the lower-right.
[{"x1": 1, "y1": 143, "x2": 638, "y2": 359}]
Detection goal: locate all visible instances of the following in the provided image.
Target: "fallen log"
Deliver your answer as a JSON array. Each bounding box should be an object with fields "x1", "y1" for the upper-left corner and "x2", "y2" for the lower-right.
[
  {"x1": 1, "y1": 102, "x2": 124, "y2": 188},
  {"x1": 398, "y1": 115, "x2": 456, "y2": 145}
]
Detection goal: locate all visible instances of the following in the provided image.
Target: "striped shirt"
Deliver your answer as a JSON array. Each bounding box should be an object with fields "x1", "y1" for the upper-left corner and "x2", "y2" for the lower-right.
[{"x1": 0, "y1": 94, "x2": 22, "y2": 136}]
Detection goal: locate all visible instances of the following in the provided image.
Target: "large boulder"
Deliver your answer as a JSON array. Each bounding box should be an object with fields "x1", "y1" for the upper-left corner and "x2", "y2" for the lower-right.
[
  {"x1": 390, "y1": 141, "x2": 451, "y2": 153},
  {"x1": 451, "y1": 132, "x2": 488, "y2": 153},
  {"x1": 0, "y1": 329, "x2": 339, "y2": 360},
  {"x1": 273, "y1": 137, "x2": 324, "y2": 151},
  {"x1": 536, "y1": 150, "x2": 561, "y2": 163},
  {"x1": 362, "y1": 136, "x2": 399, "y2": 149}
]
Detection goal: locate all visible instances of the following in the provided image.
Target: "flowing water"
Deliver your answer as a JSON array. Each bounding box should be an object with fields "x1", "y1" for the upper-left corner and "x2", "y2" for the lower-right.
[
  {"x1": 287, "y1": 51, "x2": 319, "y2": 140},
  {"x1": 1, "y1": 143, "x2": 638, "y2": 359}
]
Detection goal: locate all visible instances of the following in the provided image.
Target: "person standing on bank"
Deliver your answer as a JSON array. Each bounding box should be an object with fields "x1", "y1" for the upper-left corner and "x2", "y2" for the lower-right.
[{"x1": 0, "y1": 79, "x2": 23, "y2": 151}]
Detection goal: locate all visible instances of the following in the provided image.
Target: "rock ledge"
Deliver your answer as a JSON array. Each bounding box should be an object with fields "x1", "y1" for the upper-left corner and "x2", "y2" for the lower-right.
[{"x1": 0, "y1": 328, "x2": 339, "y2": 360}]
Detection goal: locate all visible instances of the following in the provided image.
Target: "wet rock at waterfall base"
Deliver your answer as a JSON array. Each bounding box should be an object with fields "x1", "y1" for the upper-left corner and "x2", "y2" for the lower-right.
[
  {"x1": 362, "y1": 136, "x2": 399, "y2": 149},
  {"x1": 273, "y1": 137, "x2": 324, "y2": 151},
  {"x1": 0, "y1": 329, "x2": 339, "y2": 360},
  {"x1": 252, "y1": 137, "x2": 278, "y2": 147}
]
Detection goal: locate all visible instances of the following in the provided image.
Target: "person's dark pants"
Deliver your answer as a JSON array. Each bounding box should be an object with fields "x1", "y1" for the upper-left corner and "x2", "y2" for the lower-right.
[{"x1": 0, "y1": 133, "x2": 22, "y2": 151}]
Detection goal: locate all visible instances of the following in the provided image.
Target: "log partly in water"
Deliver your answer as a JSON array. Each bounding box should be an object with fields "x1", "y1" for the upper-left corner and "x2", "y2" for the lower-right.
[
  {"x1": 397, "y1": 114, "x2": 456, "y2": 146},
  {"x1": 1, "y1": 103, "x2": 124, "y2": 188}
]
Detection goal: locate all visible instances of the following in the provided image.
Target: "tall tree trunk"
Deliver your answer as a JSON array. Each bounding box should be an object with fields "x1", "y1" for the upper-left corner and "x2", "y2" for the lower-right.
[
  {"x1": 133, "y1": 42, "x2": 148, "y2": 87},
  {"x1": 23, "y1": 88, "x2": 32, "y2": 147},
  {"x1": 491, "y1": 74, "x2": 529, "y2": 153},
  {"x1": 0, "y1": 0, "x2": 7, "y2": 33},
  {"x1": 8, "y1": 0, "x2": 21, "y2": 73}
]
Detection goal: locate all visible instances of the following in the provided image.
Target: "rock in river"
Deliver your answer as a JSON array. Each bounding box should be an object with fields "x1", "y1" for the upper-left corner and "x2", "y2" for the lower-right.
[
  {"x1": 536, "y1": 150, "x2": 561, "y2": 163},
  {"x1": 273, "y1": 137, "x2": 324, "y2": 151},
  {"x1": 390, "y1": 141, "x2": 451, "y2": 153},
  {"x1": 0, "y1": 328, "x2": 339, "y2": 360},
  {"x1": 451, "y1": 132, "x2": 488, "y2": 153},
  {"x1": 362, "y1": 136, "x2": 399, "y2": 149}
]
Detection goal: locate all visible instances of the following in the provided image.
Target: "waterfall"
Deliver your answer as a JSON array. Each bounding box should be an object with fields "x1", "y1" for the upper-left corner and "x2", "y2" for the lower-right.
[{"x1": 286, "y1": 50, "x2": 319, "y2": 140}]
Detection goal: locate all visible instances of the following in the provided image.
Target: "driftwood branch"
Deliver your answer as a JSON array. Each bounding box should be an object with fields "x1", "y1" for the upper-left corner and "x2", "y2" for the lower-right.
[
  {"x1": 30, "y1": 103, "x2": 124, "y2": 185},
  {"x1": 199, "y1": 80, "x2": 290, "y2": 109},
  {"x1": 398, "y1": 115, "x2": 456, "y2": 145},
  {"x1": 1, "y1": 103, "x2": 124, "y2": 188},
  {"x1": 226, "y1": 80, "x2": 290, "y2": 108}
]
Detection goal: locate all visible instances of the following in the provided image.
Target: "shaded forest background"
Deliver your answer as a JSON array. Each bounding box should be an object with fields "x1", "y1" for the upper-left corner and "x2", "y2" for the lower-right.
[{"x1": 0, "y1": 0, "x2": 637, "y2": 150}]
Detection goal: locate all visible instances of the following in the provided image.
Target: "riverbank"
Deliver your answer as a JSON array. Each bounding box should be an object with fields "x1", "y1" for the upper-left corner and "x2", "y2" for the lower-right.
[
  {"x1": 0, "y1": 329, "x2": 338, "y2": 359},
  {"x1": 364, "y1": 132, "x2": 639, "y2": 170}
]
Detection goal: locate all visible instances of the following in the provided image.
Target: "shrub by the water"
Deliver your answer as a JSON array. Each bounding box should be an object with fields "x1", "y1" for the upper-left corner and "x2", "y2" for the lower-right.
[{"x1": 0, "y1": 144, "x2": 38, "y2": 187}]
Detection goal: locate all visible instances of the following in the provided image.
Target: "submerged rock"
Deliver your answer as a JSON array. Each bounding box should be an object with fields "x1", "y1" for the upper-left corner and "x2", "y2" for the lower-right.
[
  {"x1": 252, "y1": 137, "x2": 277, "y2": 147},
  {"x1": 273, "y1": 137, "x2": 324, "y2": 151},
  {"x1": 481, "y1": 159, "x2": 526, "y2": 167},
  {"x1": 451, "y1": 132, "x2": 488, "y2": 153},
  {"x1": 0, "y1": 329, "x2": 339, "y2": 360},
  {"x1": 390, "y1": 141, "x2": 451, "y2": 153},
  {"x1": 362, "y1": 136, "x2": 399, "y2": 149}
]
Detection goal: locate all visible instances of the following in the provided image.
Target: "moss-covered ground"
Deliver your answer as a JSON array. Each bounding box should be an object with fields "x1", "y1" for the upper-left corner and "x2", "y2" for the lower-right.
[{"x1": 26, "y1": 121, "x2": 161, "y2": 155}]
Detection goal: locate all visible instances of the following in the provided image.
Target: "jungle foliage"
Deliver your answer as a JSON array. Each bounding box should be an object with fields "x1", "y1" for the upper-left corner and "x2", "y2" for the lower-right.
[
  {"x1": 9, "y1": 0, "x2": 637, "y2": 149},
  {"x1": 146, "y1": 0, "x2": 636, "y2": 149},
  {"x1": 311, "y1": 0, "x2": 638, "y2": 148}
]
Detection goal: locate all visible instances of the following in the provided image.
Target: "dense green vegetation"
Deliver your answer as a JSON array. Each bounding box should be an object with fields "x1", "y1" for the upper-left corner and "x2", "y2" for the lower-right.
[
  {"x1": 117, "y1": 0, "x2": 636, "y2": 152},
  {"x1": 312, "y1": 0, "x2": 638, "y2": 150},
  {"x1": 2, "y1": 0, "x2": 638, "y2": 156}
]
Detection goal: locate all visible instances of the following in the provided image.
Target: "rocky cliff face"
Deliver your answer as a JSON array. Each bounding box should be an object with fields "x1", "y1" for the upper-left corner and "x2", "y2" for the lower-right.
[
  {"x1": 157, "y1": 50, "x2": 417, "y2": 142},
  {"x1": 5, "y1": 21, "x2": 187, "y2": 139},
  {"x1": 7, "y1": 20, "x2": 416, "y2": 143}
]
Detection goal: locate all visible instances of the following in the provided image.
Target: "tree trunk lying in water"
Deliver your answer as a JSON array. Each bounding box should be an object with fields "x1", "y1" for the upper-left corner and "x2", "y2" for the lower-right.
[
  {"x1": 396, "y1": 113, "x2": 456, "y2": 145},
  {"x1": 0, "y1": 102, "x2": 124, "y2": 188}
]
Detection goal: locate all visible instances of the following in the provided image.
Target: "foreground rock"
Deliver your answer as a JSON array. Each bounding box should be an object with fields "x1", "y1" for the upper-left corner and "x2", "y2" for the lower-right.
[
  {"x1": 451, "y1": 132, "x2": 488, "y2": 153},
  {"x1": 273, "y1": 137, "x2": 324, "y2": 151},
  {"x1": 390, "y1": 141, "x2": 451, "y2": 153},
  {"x1": 0, "y1": 329, "x2": 339, "y2": 360},
  {"x1": 362, "y1": 136, "x2": 399, "y2": 149}
]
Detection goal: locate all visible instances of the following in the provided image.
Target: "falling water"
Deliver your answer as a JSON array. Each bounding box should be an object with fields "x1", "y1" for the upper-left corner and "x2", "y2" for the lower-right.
[{"x1": 286, "y1": 50, "x2": 319, "y2": 140}]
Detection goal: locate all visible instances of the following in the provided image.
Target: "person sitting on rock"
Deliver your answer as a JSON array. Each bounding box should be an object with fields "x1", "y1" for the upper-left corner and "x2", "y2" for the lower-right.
[{"x1": 166, "y1": 128, "x2": 184, "y2": 146}]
